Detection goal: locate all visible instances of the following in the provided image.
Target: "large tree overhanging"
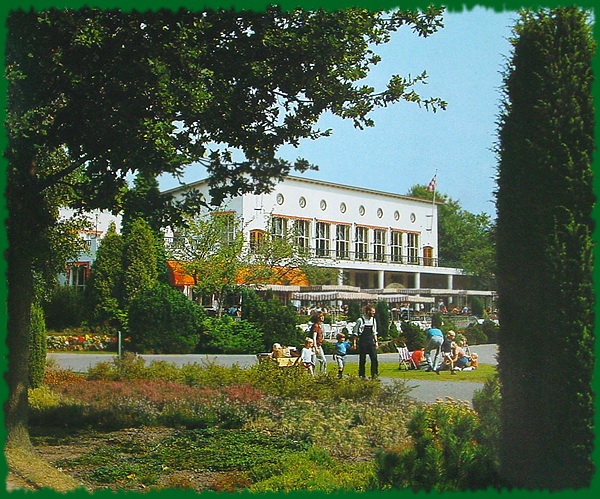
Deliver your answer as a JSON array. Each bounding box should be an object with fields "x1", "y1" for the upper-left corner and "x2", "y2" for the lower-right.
[{"x1": 5, "y1": 6, "x2": 446, "y2": 451}]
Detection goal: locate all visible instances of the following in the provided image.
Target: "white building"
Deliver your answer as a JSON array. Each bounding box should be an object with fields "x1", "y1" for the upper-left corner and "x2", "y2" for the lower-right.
[
  {"x1": 163, "y1": 175, "x2": 493, "y2": 309},
  {"x1": 57, "y1": 208, "x2": 122, "y2": 290}
]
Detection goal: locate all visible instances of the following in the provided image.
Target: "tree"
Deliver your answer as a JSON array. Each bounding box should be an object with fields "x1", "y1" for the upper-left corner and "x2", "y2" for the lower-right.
[
  {"x1": 85, "y1": 222, "x2": 124, "y2": 328},
  {"x1": 121, "y1": 172, "x2": 173, "y2": 284},
  {"x1": 168, "y1": 213, "x2": 245, "y2": 317},
  {"x1": 495, "y1": 7, "x2": 594, "y2": 489},
  {"x1": 120, "y1": 218, "x2": 159, "y2": 308},
  {"x1": 406, "y1": 184, "x2": 496, "y2": 281},
  {"x1": 5, "y1": 6, "x2": 445, "y2": 453}
]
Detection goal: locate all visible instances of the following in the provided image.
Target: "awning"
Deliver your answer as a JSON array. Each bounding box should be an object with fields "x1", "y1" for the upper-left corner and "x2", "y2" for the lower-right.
[
  {"x1": 167, "y1": 261, "x2": 196, "y2": 286},
  {"x1": 291, "y1": 291, "x2": 375, "y2": 302},
  {"x1": 374, "y1": 294, "x2": 434, "y2": 303}
]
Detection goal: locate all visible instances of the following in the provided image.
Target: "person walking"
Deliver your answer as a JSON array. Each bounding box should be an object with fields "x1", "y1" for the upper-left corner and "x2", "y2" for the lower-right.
[
  {"x1": 301, "y1": 337, "x2": 316, "y2": 376},
  {"x1": 424, "y1": 323, "x2": 444, "y2": 372},
  {"x1": 332, "y1": 331, "x2": 352, "y2": 378},
  {"x1": 353, "y1": 305, "x2": 379, "y2": 379},
  {"x1": 310, "y1": 312, "x2": 327, "y2": 374}
]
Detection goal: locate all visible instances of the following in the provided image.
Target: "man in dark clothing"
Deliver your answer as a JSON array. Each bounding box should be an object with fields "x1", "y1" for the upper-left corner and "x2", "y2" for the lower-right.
[{"x1": 352, "y1": 305, "x2": 379, "y2": 378}]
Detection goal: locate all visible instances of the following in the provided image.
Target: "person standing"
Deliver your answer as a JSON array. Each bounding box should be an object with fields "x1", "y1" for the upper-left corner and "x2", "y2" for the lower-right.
[
  {"x1": 424, "y1": 324, "x2": 444, "y2": 372},
  {"x1": 310, "y1": 312, "x2": 327, "y2": 374},
  {"x1": 353, "y1": 305, "x2": 379, "y2": 379}
]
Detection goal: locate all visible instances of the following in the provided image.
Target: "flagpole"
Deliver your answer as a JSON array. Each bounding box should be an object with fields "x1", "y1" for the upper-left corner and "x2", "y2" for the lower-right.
[{"x1": 427, "y1": 169, "x2": 437, "y2": 232}]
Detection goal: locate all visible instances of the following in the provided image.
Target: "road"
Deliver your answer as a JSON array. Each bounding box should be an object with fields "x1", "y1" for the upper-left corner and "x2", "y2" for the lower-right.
[{"x1": 48, "y1": 344, "x2": 498, "y2": 405}]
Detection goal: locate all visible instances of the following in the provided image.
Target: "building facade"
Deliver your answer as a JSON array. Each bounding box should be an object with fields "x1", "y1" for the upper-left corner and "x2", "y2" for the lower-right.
[{"x1": 163, "y1": 176, "x2": 492, "y2": 309}]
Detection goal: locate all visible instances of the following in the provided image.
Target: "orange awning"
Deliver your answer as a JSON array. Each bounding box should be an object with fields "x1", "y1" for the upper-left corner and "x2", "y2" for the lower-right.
[
  {"x1": 166, "y1": 261, "x2": 196, "y2": 286},
  {"x1": 166, "y1": 261, "x2": 309, "y2": 287}
]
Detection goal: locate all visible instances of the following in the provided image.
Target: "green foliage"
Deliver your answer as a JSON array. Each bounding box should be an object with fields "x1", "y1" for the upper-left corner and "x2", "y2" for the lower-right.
[
  {"x1": 121, "y1": 218, "x2": 159, "y2": 306},
  {"x1": 43, "y1": 284, "x2": 85, "y2": 331},
  {"x1": 85, "y1": 222, "x2": 124, "y2": 328},
  {"x1": 375, "y1": 300, "x2": 390, "y2": 339},
  {"x1": 495, "y1": 7, "x2": 595, "y2": 488},
  {"x1": 463, "y1": 323, "x2": 488, "y2": 345},
  {"x1": 399, "y1": 321, "x2": 426, "y2": 351},
  {"x1": 241, "y1": 288, "x2": 304, "y2": 350},
  {"x1": 472, "y1": 374, "x2": 502, "y2": 470},
  {"x1": 29, "y1": 302, "x2": 47, "y2": 389},
  {"x1": 376, "y1": 399, "x2": 500, "y2": 491},
  {"x1": 347, "y1": 302, "x2": 362, "y2": 322},
  {"x1": 128, "y1": 282, "x2": 205, "y2": 353},
  {"x1": 198, "y1": 316, "x2": 263, "y2": 354},
  {"x1": 430, "y1": 312, "x2": 443, "y2": 329}
]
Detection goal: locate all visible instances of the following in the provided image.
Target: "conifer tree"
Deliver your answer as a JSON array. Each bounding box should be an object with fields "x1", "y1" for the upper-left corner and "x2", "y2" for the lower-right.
[{"x1": 495, "y1": 7, "x2": 595, "y2": 489}]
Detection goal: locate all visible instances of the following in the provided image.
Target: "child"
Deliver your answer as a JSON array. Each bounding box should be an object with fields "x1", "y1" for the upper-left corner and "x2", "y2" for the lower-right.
[
  {"x1": 301, "y1": 337, "x2": 315, "y2": 376},
  {"x1": 333, "y1": 332, "x2": 352, "y2": 378}
]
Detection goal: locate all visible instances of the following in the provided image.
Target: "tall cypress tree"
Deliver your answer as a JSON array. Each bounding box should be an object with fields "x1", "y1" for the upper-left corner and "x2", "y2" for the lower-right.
[{"x1": 495, "y1": 7, "x2": 595, "y2": 489}]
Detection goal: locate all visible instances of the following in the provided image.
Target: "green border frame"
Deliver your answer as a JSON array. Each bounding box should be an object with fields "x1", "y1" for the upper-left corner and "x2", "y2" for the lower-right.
[{"x1": 1, "y1": 1, "x2": 598, "y2": 497}]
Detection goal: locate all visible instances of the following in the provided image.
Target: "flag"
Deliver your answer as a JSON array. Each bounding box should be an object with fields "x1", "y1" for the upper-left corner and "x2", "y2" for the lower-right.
[{"x1": 426, "y1": 174, "x2": 437, "y2": 192}]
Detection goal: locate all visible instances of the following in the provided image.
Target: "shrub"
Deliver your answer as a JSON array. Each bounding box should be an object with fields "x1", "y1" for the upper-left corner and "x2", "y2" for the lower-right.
[
  {"x1": 375, "y1": 399, "x2": 500, "y2": 491},
  {"x1": 240, "y1": 288, "x2": 304, "y2": 350},
  {"x1": 43, "y1": 285, "x2": 86, "y2": 330},
  {"x1": 198, "y1": 316, "x2": 263, "y2": 354},
  {"x1": 481, "y1": 319, "x2": 499, "y2": 344},
  {"x1": 399, "y1": 321, "x2": 426, "y2": 351},
  {"x1": 29, "y1": 302, "x2": 47, "y2": 388},
  {"x1": 463, "y1": 323, "x2": 488, "y2": 345},
  {"x1": 128, "y1": 282, "x2": 204, "y2": 353}
]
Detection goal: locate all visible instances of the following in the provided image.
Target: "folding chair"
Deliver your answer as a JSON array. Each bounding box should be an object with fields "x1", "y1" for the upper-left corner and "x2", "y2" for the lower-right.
[{"x1": 397, "y1": 345, "x2": 418, "y2": 370}]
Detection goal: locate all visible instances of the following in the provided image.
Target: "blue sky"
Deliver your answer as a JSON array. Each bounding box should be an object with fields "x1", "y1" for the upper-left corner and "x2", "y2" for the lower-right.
[{"x1": 158, "y1": 6, "x2": 519, "y2": 218}]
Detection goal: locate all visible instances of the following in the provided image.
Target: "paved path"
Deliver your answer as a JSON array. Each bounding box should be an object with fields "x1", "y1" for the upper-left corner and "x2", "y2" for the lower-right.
[{"x1": 48, "y1": 344, "x2": 498, "y2": 405}]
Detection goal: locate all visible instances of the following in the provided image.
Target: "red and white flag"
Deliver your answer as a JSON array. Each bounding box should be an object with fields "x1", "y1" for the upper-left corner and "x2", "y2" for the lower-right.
[{"x1": 426, "y1": 174, "x2": 437, "y2": 192}]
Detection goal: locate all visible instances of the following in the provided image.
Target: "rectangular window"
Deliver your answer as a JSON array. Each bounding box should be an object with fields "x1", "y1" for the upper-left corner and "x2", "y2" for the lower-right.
[
  {"x1": 294, "y1": 219, "x2": 310, "y2": 252},
  {"x1": 271, "y1": 216, "x2": 287, "y2": 240},
  {"x1": 391, "y1": 231, "x2": 403, "y2": 263},
  {"x1": 250, "y1": 230, "x2": 265, "y2": 253},
  {"x1": 336, "y1": 225, "x2": 350, "y2": 260},
  {"x1": 355, "y1": 226, "x2": 368, "y2": 261},
  {"x1": 373, "y1": 229, "x2": 386, "y2": 262},
  {"x1": 68, "y1": 263, "x2": 89, "y2": 292},
  {"x1": 315, "y1": 222, "x2": 330, "y2": 258},
  {"x1": 407, "y1": 233, "x2": 419, "y2": 264}
]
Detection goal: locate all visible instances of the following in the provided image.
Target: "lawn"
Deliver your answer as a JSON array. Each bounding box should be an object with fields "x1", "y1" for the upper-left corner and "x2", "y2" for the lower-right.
[{"x1": 337, "y1": 362, "x2": 496, "y2": 384}]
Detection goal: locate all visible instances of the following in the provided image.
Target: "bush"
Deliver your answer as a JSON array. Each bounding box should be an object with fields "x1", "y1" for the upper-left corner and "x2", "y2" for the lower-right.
[
  {"x1": 399, "y1": 321, "x2": 426, "y2": 351},
  {"x1": 29, "y1": 302, "x2": 47, "y2": 388},
  {"x1": 375, "y1": 399, "x2": 500, "y2": 491},
  {"x1": 128, "y1": 282, "x2": 205, "y2": 353},
  {"x1": 43, "y1": 285, "x2": 86, "y2": 330},
  {"x1": 241, "y1": 288, "x2": 304, "y2": 350},
  {"x1": 463, "y1": 323, "x2": 488, "y2": 345},
  {"x1": 198, "y1": 316, "x2": 263, "y2": 354},
  {"x1": 481, "y1": 319, "x2": 499, "y2": 344}
]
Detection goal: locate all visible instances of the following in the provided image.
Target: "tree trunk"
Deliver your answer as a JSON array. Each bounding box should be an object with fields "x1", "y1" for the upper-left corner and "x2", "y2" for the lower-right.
[{"x1": 5, "y1": 216, "x2": 35, "y2": 451}]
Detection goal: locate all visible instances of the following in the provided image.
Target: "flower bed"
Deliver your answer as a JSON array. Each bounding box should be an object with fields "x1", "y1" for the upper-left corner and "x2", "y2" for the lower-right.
[{"x1": 46, "y1": 334, "x2": 119, "y2": 352}]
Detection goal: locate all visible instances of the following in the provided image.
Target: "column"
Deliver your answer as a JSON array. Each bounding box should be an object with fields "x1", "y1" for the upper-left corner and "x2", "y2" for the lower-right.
[
  {"x1": 413, "y1": 272, "x2": 421, "y2": 289},
  {"x1": 447, "y1": 274, "x2": 453, "y2": 290},
  {"x1": 378, "y1": 270, "x2": 385, "y2": 289}
]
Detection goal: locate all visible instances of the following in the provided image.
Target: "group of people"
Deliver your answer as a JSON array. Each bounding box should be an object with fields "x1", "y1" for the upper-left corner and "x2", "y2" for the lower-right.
[
  {"x1": 300, "y1": 305, "x2": 379, "y2": 379},
  {"x1": 424, "y1": 326, "x2": 477, "y2": 374}
]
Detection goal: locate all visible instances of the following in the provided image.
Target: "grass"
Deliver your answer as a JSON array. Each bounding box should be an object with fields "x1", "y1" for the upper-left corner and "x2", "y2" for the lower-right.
[{"x1": 335, "y1": 362, "x2": 496, "y2": 383}]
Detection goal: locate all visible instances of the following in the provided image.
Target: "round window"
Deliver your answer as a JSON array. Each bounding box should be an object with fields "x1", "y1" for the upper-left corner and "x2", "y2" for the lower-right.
[
  {"x1": 299, "y1": 196, "x2": 306, "y2": 208},
  {"x1": 377, "y1": 208, "x2": 383, "y2": 218},
  {"x1": 320, "y1": 199, "x2": 327, "y2": 211},
  {"x1": 340, "y1": 202, "x2": 347, "y2": 213},
  {"x1": 394, "y1": 210, "x2": 400, "y2": 221},
  {"x1": 359, "y1": 205, "x2": 365, "y2": 216},
  {"x1": 410, "y1": 213, "x2": 416, "y2": 223},
  {"x1": 276, "y1": 193, "x2": 284, "y2": 205}
]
